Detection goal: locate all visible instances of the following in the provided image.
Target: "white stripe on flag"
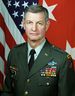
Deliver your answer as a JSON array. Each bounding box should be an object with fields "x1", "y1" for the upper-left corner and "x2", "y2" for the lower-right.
[
  {"x1": 0, "y1": 57, "x2": 5, "y2": 76},
  {"x1": 0, "y1": 28, "x2": 5, "y2": 46},
  {"x1": 1, "y1": 0, "x2": 25, "y2": 44},
  {"x1": 5, "y1": 43, "x2": 10, "y2": 60},
  {"x1": 0, "y1": 28, "x2": 10, "y2": 60}
]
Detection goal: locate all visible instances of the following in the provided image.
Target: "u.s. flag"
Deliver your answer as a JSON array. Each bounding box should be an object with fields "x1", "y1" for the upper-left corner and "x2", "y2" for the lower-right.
[
  {"x1": 0, "y1": 0, "x2": 38, "y2": 88},
  {"x1": 0, "y1": 0, "x2": 75, "y2": 88}
]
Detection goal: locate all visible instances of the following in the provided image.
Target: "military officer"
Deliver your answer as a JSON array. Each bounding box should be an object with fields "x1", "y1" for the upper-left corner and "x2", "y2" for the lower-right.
[{"x1": 1, "y1": 4, "x2": 75, "y2": 96}]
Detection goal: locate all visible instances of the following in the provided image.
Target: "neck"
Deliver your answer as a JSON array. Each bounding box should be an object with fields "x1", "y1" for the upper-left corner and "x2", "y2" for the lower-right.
[{"x1": 28, "y1": 38, "x2": 45, "y2": 48}]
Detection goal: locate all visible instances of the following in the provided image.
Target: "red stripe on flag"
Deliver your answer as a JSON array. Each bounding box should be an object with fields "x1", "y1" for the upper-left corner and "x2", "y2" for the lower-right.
[
  {"x1": 0, "y1": 14, "x2": 16, "y2": 49},
  {"x1": 38, "y1": 0, "x2": 43, "y2": 4},
  {"x1": 0, "y1": 71, "x2": 4, "y2": 90},
  {"x1": 0, "y1": 43, "x2": 6, "y2": 74}
]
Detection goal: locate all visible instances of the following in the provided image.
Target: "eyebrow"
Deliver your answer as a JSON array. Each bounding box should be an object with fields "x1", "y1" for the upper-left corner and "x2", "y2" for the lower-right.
[{"x1": 26, "y1": 19, "x2": 45, "y2": 23}]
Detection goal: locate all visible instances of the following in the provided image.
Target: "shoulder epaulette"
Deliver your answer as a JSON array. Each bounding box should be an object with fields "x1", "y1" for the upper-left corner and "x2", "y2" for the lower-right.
[
  {"x1": 13, "y1": 42, "x2": 26, "y2": 48},
  {"x1": 51, "y1": 44, "x2": 67, "y2": 55}
]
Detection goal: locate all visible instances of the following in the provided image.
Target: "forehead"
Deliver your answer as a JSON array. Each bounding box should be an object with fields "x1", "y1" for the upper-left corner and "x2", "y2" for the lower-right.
[{"x1": 25, "y1": 12, "x2": 45, "y2": 21}]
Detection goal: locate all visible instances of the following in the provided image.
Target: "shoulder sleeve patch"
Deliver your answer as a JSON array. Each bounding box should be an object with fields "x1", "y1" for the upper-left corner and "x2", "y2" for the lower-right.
[{"x1": 67, "y1": 54, "x2": 72, "y2": 60}]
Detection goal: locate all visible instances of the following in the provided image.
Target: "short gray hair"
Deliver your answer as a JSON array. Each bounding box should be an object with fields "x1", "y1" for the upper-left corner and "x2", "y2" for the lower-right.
[{"x1": 24, "y1": 4, "x2": 49, "y2": 21}]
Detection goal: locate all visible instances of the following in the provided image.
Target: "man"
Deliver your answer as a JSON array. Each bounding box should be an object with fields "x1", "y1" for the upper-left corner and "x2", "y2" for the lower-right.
[{"x1": 1, "y1": 5, "x2": 75, "y2": 96}]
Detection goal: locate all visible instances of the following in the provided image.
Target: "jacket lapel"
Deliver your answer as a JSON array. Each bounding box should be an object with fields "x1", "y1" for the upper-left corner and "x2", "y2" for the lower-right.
[
  {"x1": 20, "y1": 43, "x2": 29, "y2": 76},
  {"x1": 29, "y1": 41, "x2": 53, "y2": 77}
]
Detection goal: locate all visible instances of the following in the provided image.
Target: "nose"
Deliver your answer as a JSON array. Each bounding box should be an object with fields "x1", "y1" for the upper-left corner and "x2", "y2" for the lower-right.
[{"x1": 32, "y1": 23, "x2": 37, "y2": 31}]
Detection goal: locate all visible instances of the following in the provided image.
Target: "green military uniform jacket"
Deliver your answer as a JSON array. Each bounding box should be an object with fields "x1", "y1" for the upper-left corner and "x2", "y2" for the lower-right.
[{"x1": 2, "y1": 40, "x2": 75, "y2": 96}]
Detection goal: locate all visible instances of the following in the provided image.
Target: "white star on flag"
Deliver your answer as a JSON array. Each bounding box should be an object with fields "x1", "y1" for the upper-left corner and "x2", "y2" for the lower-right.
[
  {"x1": 33, "y1": 2, "x2": 37, "y2": 5},
  {"x1": 12, "y1": 11, "x2": 18, "y2": 18},
  {"x1": 8, "y1": 0, "x2": 11, "y2": 7},
  {"x1": 21, "y1": 12, "x2": 24, "y2": 18},
  {"x1": 66, "y1": 41, "x2": 75, "y2": 60},
  {"x1": 22, "y1": 1, "x2": 28, "y2": 9},
  {"x1": 42, "y1": 0, "x2": 57, "y2": 21},
  {"x1": 13, "y1": 1, "x2": 20, "y2": 8},
  {"x1": 19, "y1": 23, "x2": 23, "y2": 29}
]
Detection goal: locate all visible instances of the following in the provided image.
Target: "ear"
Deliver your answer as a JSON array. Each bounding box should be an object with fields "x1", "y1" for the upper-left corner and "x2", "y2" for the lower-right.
[
  {"x1": 46, "y1": 20, "x2": 50, "y2": 31},
  {"x1": 22, "y1": 19, "x2": 26, "y2": 30}
]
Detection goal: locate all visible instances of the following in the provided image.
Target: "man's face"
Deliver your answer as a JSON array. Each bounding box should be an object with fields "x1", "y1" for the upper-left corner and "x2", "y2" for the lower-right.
[{"x1": 23, "y1": 12, "x2": 50, "y2": 42}]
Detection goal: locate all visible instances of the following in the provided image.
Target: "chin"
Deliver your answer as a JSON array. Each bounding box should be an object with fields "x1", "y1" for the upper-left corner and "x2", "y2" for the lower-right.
[
  {"x1": 30, "y1": 39, "x2": 38, "y2": 41},
  {"x1": 29, "y1": 38, "x2": 39, "y2": 42},
  {"x1": 30, "y1": 37, "x2": 38, "y2": 40}
]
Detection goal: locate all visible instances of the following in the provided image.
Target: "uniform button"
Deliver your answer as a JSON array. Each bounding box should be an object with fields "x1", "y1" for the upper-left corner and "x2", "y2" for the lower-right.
[
  {"x1": 25, "y1": 91, "x2": 28, "y2": 95},
  {"x1": 46, "y1": 82, "x2": 50, "y2": 86},
  {"x1": 27, "y1": 79, "x2": 30, "y2": 83}
]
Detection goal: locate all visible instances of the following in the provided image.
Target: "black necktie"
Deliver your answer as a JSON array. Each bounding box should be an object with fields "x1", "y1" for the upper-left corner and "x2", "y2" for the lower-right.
[{"x1": 28, "y1": 49, "x2": 36, "y2": 71}]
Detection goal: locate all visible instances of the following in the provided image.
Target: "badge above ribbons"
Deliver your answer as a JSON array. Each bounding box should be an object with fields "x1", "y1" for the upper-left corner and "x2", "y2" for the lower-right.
[{"x1": 40, "y1": 61, "x2": 57, "y2": 77}]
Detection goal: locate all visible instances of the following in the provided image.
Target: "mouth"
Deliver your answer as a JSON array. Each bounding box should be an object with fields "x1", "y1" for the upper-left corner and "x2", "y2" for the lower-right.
[{"x1": 30, "y1": 32, "x2": 38, "y2": 36}]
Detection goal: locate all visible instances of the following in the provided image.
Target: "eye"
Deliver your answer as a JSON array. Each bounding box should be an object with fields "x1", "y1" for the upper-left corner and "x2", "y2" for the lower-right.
[
  {"x1": 37, "y1": 22, "x2": 43, "y2": 25},
  {"x1": 26, "y1": 21, "x2": 33, "y2": 24}
]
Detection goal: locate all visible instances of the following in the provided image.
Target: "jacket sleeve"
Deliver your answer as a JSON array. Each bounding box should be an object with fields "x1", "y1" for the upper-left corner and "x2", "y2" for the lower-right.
[
  {"x1": 58, "y1": 55, "x2": 75, "y2": 96},
  {"x1": 1, "y1": 51, "x2": 14, "y2": 96}
]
